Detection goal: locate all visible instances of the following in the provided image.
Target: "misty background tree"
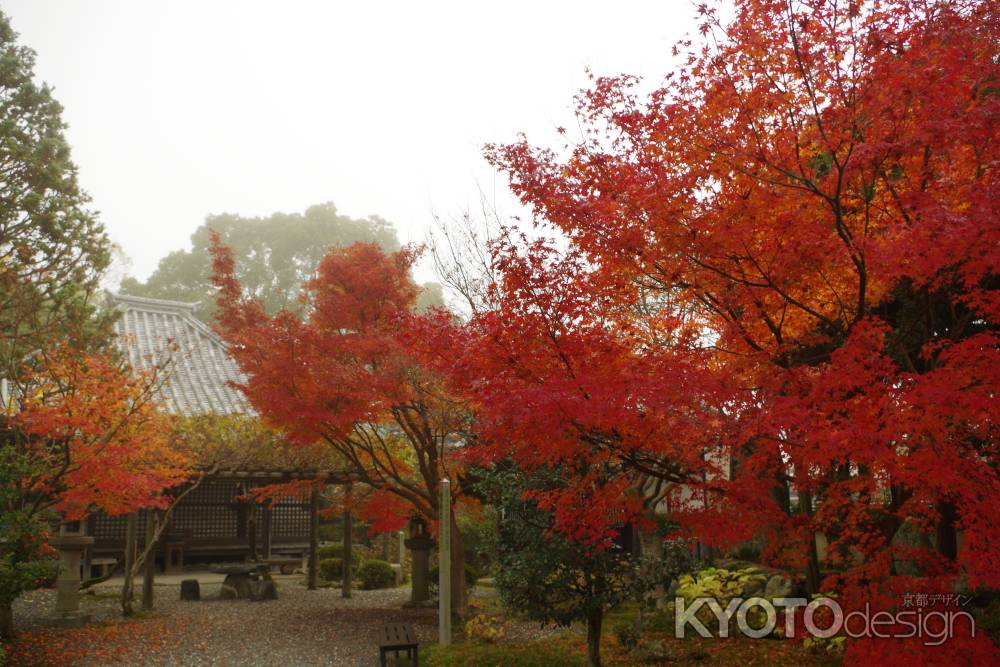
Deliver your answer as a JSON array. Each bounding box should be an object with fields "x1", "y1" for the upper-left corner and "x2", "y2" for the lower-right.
[{"x1": 121, "y1": 203, "x2": 443, "y2": 321}]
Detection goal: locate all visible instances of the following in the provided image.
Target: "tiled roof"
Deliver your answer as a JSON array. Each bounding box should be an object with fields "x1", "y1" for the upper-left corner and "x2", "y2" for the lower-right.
[{"x1": 110, "y1": 294, "x2": 252, "y2": 416}]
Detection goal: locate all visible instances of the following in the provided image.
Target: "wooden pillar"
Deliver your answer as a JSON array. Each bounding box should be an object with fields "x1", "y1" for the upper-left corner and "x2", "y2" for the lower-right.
[
  {"x1": 342, "y1": 485, "x2": 353, "y2": 599},
  {"x1": 307, "y1": 489, "x2": 319, "y2": 591},
  {"x1": 142, "y1": 510, "x2": 156, "y2": 611},
  {"x1": 263, "y1": 505, "x2": 273, "y2": 560},
  {"x1": 247, "y1": 502, "x2": 258, "y2": 561}
]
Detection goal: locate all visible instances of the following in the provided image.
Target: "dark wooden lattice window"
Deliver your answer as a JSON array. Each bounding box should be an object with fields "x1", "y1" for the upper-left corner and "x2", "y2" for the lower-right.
[
  {"x1": 91, "y1": 512, "x2": 149, "y2": 541},
  {"x1": 172, "y1": 480, "x2": 240, "y2": 538},
  {"x1": 271, "y1": 499, "x2": 310, "y2": 537}
]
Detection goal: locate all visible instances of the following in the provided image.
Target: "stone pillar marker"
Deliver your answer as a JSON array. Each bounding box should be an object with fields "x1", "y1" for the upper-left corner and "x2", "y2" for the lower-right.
[
  {"x1": 403, "y1": 517, "x2": 434, "y2": 606},
  {"x1": 438, "y1": 478, "x2": 452, "y2": 645},
  {"x1": 50, "y1": 521, "x2": 94, "y2": 628}
]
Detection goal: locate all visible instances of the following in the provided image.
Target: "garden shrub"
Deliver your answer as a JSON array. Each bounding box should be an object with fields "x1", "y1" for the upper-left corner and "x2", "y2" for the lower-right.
[
  {"x1": 317, "y1": 543, "x2": 364, "y2": 564},
  {"x1": 358, "y1": 559, "x2": 395, "y2": 589},
  {"x1": 612, "y1": 620, "x2": 639, "y2": 651},
  {"x1": 675, "y1": 567, "x2": 769, "y2": 632},
  {"x1": 463, "y1": 614, "x2": 506, "y2": 643},
  {"x1": 317, "y1": 544, "x2": 364, "y2": 577},
  {"x1": 318, "y1": 558, "x2": 343, "y2": 581},
  {"x1": 317, "y1": 524, "x2": 337, "y2": 543}
]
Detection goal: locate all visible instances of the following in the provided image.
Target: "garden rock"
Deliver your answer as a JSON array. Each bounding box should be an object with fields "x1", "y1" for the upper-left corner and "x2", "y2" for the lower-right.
[
  {"x1": 219, "y1": 583, "x2": 239, "y2": 600},
  {"x1": 763, "y1": 574, "x2": 797, "y2": 599},
  {"x1": 251, "y1": 578, "x2": 278, "y2": 601},
  {"x1": 740, "y1": 576, "x2": 767, "y2": 598},
  {"x1": 219, "y1": 575, "x2": 251, "y2": 600}
]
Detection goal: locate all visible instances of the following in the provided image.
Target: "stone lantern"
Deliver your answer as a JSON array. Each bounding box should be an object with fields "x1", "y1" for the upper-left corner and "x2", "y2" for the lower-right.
[
  {"x1": 49, "y1": 521, "x2": 94, "y2": 627},
  {"x1": 403, "y1": 516, "x2": 435, "y2": 606}
]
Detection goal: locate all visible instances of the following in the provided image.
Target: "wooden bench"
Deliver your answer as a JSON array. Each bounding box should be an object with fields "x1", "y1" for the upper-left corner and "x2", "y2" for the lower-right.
[{"x1": 378, "y1": 624, "x2": 418, "y2": 666}]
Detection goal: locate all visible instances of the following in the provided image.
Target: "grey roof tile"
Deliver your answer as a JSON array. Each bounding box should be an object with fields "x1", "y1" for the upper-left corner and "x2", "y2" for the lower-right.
[{"x1": 109, "y1": 294, "x2": 252, "y2": 416}]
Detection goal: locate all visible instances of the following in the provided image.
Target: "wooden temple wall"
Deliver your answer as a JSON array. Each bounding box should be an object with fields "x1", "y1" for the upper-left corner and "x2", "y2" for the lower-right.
[{"x1": 88, "y1": 478, "x2": 312, "y2": 560}]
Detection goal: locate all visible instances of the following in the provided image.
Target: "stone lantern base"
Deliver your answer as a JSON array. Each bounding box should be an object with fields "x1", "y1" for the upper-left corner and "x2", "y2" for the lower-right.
[{"x1": 49, "y1": 532, "x2": 94, "y2": 628}]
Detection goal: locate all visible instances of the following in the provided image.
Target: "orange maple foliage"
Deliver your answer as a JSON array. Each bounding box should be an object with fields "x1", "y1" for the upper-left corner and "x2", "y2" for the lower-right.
[{"x1": 11, "y1": 344, "x2": 190, "y2": 519}]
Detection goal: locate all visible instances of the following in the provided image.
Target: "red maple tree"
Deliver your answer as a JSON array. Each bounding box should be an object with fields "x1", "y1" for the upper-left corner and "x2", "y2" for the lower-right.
[
  {"x1": 210, "y1": 236, "x2": 474, "y2": 614},
  {"x1": 432, "y1": 0, "x2": 999, "y2": 662}
]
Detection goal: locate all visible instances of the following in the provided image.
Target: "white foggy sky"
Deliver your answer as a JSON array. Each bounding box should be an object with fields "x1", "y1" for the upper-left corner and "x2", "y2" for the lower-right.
[{"x1": 4, "y1": 1, "x2": 695, "y2": 283}]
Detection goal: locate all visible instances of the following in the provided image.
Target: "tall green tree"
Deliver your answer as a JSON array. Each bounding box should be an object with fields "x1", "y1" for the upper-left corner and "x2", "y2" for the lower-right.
[
  {"x1": 122, "y1": 203, "x2": 443, "y2": 320},
  {"x1": 0, "y1": 9, "x2": 115, "y2": 638},
  {"x1": 0, "y1": 11, "x2": 113, "y2": 381}
]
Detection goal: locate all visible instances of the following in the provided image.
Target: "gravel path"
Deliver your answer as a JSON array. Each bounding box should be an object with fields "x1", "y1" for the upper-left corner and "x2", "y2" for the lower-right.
[{"x1": 10, "y1": 577, "x2": 439, "y2": 666}]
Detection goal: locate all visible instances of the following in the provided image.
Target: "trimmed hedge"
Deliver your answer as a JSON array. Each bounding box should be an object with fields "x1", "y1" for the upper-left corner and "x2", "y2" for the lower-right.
[
  {"x1": 317, "y1": 544, "x2": 364, "y2": 578},
  {"x1": 317, "y1": 543, "x2": 365, "y2": 563},
  {"x1": 318, "y1": 558, "x2": 344, "y2": 581},
  {"x1": 358, "y1": 559, "x2": 396, "y2": 589}
]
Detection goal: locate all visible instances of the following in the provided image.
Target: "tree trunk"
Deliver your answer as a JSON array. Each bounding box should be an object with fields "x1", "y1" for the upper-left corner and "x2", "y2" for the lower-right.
[
  {"x1": 586, "y1": 608, "x2": 603, "y2": 667},
  {"x1": 800, "y1": 489, "x2": 822, "y2": 594},
  {"x1": 772, "y1": 476, "x2": 791, "y2": 515},
  {"x1": 307, "y1": 489, "x2": 319, "y2": 591},
  {"x1": 0, "y1": 599, "x2": 13, "y2": 640},
  {"x1": 936, "y1": 499, "x2": 958, "y2": 561},
  {"x1": 121, "y1": 512, "x2": 137, "y2": 616},
  {"x1": 342, "y1": 510, "x2": 353, "y2": 599},
  {"x1": 805, "y1": 531, "x2": 822, "y2": 595},
  {"x1": 449, "y1": 511, "x2": 468, "y2": 617},
  {"x1": 142, "y1": 511, "x2": 156, "y2": 611}
]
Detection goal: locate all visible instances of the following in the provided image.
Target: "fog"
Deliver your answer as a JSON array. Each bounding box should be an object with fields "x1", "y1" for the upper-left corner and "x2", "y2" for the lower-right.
[{"x1": 4, "y1": 0, "x2": 694, "y2": 282}]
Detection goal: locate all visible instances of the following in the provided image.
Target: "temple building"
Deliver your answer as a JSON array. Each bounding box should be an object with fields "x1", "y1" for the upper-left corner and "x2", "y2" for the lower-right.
[{"x1": 86, "y1": 294, "x2": 324, "y2": 573}]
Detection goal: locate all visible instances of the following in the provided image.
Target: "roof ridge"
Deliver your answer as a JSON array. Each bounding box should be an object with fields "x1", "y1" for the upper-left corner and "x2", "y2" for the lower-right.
[{"x1": 109, "y1": 292, "x2": 202, "y2": 312}]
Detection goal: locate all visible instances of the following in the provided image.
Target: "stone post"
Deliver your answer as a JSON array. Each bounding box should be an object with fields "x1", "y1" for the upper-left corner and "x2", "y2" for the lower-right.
[
  {"x1": 50, "y1": 521, "x2": 94, "y2": 628},
  {"x1": 403, "y1": 518, "x2": 434, "y2": 606},
  {"x1": 439, "y1": 478, "x2": 452, "y2": 645}
]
